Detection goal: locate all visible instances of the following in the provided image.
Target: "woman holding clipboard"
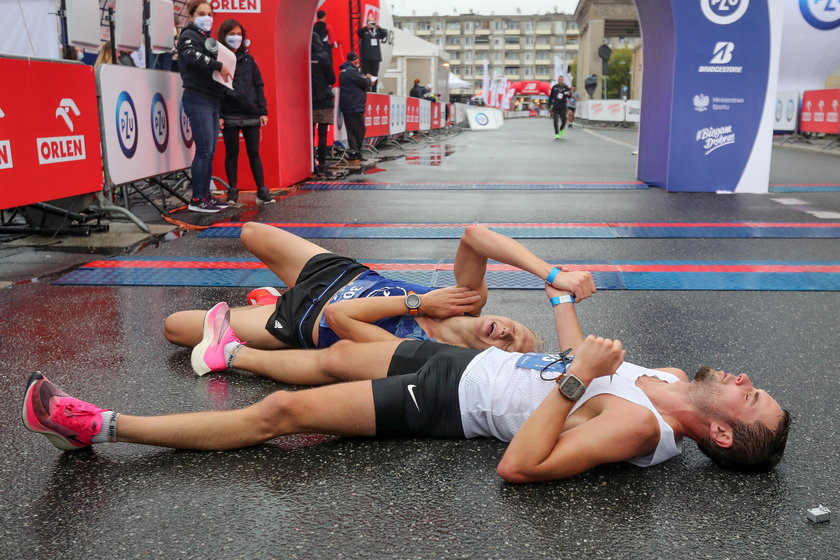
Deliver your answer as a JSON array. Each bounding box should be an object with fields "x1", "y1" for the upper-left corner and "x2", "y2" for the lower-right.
[{"x1": 177, "y1": 1, "x2": 232, "y2": 213}]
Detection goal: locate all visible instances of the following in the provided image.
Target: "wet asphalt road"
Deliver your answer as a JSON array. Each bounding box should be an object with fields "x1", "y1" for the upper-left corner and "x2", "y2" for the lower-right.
[{"x1": 1, "y1": 119, "x2": 839, "y2": 559}]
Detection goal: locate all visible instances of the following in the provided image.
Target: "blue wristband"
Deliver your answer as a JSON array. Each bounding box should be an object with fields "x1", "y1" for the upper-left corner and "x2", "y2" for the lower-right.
[
  {"x1": 545, "y1": 267, "x2": 561, "y2": 285},
  {"x1": 550, "y1": 295, "x2": 575, "y2": 306}
]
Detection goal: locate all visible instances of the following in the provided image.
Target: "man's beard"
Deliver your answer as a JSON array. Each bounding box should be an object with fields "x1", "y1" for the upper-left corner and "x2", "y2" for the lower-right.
[{"x1": 690, "y1": 366, "x2": 730, "y2": 420}]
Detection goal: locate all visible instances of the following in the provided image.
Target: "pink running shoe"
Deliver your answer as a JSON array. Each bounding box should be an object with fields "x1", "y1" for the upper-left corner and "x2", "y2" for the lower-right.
[
  {"x1": 247, "y1": 286, "x2": 281, "y2": 306},
  {"x1": 191, "y1": 302, "x2": 243, "y2": 376},
  {"x1": 22, "y1": 372, "x2": 107, "y2": 451}
]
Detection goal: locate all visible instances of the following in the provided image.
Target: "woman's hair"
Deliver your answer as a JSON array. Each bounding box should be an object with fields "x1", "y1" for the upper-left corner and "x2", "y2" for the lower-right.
[
  {"x1": 186, "y1": 1, "x2": 212, "y2": 16},
  {"x1": 94, "y1": 42, "x2": 114, "y2": 67},
  {"x1": 217, "y1": 19, "x2": 246, "y2": 45}
]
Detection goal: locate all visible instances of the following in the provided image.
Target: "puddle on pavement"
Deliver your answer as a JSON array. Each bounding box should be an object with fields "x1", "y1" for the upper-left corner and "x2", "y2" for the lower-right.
[{"x1": 404, "y1": 144, "x2": 457, "y2": 166}]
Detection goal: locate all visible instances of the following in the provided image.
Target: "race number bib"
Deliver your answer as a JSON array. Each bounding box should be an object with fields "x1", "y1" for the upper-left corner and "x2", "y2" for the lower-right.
[{"x1": 515, "y1": 353, "x2": 572, "y2": 376}]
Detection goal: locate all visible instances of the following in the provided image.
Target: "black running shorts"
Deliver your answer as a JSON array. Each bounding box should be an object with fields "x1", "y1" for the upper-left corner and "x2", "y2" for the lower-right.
[
  {"x1": 265, "y1": 253, "x2": 369, "y2": 348},
  {"x1": 373, "y1": 340, "x2": 482, "y2": 438}
]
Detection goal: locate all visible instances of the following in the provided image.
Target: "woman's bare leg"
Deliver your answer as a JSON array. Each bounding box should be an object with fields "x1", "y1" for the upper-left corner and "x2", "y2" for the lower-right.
[
  {"x1": 116, "y1": 380, "x2": 377, "y2": 450},
  {"x1": 240, "y1": 222, "x2": 331, "y2": 287},
  {"x1": 164, "y1": 304, "x2": 288, "y2": 349},
  {"x1": 230, "y1": 340, "x2": 403, "y2": 384}
]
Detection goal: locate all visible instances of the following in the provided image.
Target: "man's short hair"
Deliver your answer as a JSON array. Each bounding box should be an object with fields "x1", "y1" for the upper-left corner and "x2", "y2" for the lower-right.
[
  {"x1": 317, "y1": 10, "x2": 326, "y2": 19},
  {"x1": 697, "y1": 409, "x2": 791, "y2": 473},
  {"x1": 347, "y1": 52, "x2": 359, "y2": 62}
]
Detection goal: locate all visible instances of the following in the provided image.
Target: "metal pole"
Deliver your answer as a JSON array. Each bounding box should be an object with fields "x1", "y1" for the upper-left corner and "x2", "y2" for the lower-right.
[
  {"x1": 143, "y1": 0, "x2": 152, "y2": 68},
  {"x1": 108, "y1": 7, "x2": 116, "y2": 64}
]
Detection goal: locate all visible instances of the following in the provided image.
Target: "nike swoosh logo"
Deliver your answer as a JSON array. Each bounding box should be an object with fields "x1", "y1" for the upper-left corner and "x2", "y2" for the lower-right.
[{"x1": 407, "y1": 384, "x2": 420, "y2": 411}]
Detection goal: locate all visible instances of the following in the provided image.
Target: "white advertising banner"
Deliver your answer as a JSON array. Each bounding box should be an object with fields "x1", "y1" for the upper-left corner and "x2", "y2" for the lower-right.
[
  {"x1": 625, "y1": 100, "x2": 641, "y2": 123},
  {"x1": 453, "y1": 103, "x2": 468, "y2": 124},
  {"x1": 774, "y1": 90, "x2": 799, "y2": 132},
  {"x1": 98, "y1": 65, "x2": 194, "y2": 185},
  {"x1": 418, "y1": 98, "x2": 431, "y2": 131},
  {"x1": 588, "y1": 100, "x2": 626, "y2": 122},
  {"x1": 389, "y1": 95, "x2": 406, "y2": 135},
  {"x1": 777, "y1": 1, "x2": 840, "y2": 93},
  {"x1": 466, "y1": 107, "x2": 503, "y2": 130},
  {"x1": 577, "y1": 100, "x2": 589, "y2": 120}
]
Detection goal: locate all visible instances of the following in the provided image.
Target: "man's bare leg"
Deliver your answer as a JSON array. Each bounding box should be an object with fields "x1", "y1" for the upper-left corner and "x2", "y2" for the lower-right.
[
  {"x1": 230, "y1": 340, "x2": 403, "y2": 385},
  {"x1": 164, "y1": 304, "x2": 289, "y2": 349}
]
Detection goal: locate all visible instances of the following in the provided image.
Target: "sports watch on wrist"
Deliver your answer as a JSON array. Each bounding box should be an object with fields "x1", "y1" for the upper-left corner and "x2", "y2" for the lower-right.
[
  {"x1": 405, "y1": 291, "x2": 421, "y2": 315},
  {"x1": 556, "y1": 374, "x2": 586, "y2": 401}
]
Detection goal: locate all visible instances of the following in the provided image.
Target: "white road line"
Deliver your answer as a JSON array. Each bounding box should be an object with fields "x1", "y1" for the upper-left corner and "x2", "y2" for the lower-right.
[{"x1": 583, "y1": 128, "x2": 638, "y2": 150}]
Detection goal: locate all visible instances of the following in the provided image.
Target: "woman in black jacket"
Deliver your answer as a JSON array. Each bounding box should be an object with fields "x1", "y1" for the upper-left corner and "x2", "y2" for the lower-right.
[
  {"x1": 218, "y1": 19, "x2": 273, "y2": 204},
  {"x1": 311, "y1": 33, "x2": 336, "y2": 177},
  {"x1": 177, "y1": 1, "x2": 231, "y2": 213}
]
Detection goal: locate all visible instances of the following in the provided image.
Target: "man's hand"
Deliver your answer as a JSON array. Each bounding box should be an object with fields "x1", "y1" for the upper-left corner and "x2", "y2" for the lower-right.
[
  {"x1": 549, "y1": 269, "x2": 596, "y2": 301},
  {"x1": 220, "y1": 65, "x2": 232, "y2": 82},
  {"x1": 260, "y1": 115, "x2": 268, "y2": 126},
  {"x1": 418, "y1": 287, "x2": 482, "y2": 318},
  {"x1": 567, "y1": 335, "x2": 625, "y2": 383}
]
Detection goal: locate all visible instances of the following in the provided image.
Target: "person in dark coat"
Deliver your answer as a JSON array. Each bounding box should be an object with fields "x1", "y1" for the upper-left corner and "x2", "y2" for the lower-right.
[
  {"x1": 177, "y1": 1, "x2": 232, "y2": 213},
  {"x1": 338, "y1": 52, "x2": 371, "y2": 165},
  {"x1": 311, "y1": 33, "x2": 336, "y2": 176},
  {"x1": 357, "y1": 16, "x2": 387, "y2": 92},
  {"x1": 217, "y1": 19, "x2": 273, "y2": 204},
  {"x1": 409, "y1": 79, "x2": 425, "y2": 98}
]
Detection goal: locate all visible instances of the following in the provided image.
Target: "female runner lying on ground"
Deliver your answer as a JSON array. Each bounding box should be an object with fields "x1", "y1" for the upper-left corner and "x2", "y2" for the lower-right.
[{"x1": 163, "y1": 222, "x2": 595, "y2": 374}]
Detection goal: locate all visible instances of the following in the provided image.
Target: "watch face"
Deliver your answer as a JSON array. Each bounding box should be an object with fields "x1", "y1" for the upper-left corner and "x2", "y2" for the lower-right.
[
  {"x1": 406, "y1": 293, "x2": 421, "y2": 309},
  {"x1": 559, "y1": 375, "x2": 585, "y2": 400}
]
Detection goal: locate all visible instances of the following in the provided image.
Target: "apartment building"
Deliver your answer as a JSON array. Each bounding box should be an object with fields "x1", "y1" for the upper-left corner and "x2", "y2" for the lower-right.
[{"x1": 393, "y1": 12, "x2": 581, "y2": 94}]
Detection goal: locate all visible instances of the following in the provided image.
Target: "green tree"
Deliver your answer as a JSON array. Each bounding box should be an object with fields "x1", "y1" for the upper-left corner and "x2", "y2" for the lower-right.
[{"x1": 605, "y1": 48, "x2": 632, "y2": 99}]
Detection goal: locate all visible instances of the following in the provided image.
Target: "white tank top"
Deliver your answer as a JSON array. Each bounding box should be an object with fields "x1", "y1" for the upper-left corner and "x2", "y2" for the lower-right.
[{"x1": 458, "y1": 348, "x2": 683, "y2": 468}]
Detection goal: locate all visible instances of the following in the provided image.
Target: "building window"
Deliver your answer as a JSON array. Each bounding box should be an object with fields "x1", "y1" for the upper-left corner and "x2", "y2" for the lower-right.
[
  {"x1": 464, "y1": 51, "x2": 473, "y2": 61},
  {"x1": 525, "y1": 20, "x2": 535, "y2": 31},
  {"x1": 477, "y1": 20, "x2": 490, "y2": 30},
  {"x1": 417, "y1": 22, "x2": 430, "y2": 31},
  {"x1": 465, "y1": 37, "x2": 473, "y2": 46},
  {"x1": 446, "y1": 22, "x2": 461, "y2": 31},
  {"x1": 524, "y1": 52, "x2": 533, "y2": 61},
  {"x1": 464, "y1": 21, "x2": 473, "y2": 32},
  {"x1": 536, "y1": 21, "x2": 551, "y2": 32},
  {"x1": 435, "y1": 22, "x2": 442, "y2": 32},
  {"x1": 505, "y1": 20, "x2": 520, "y2": 30},
  {"x1": 494, "y1": 52, "x2": 503, "y2": 61},
  {"x1": 525, "y1": 36, "x2": 535, "y2": 45},
  {"x1": 504, "y1": 36, "x2": 521, "y2": 45},
  {"x1": 504, "y1": 66, "x2": 521, "y2": 74},
  {"x1": 494, "y1": 21, "x2": 504, "y2": 31},
  {"x1": 494, "y1": 38, "x2": 502, "y2": 47},
  {"x1": 475, "y1": 36, "x2": 490, "y2": 45},
  {"x1": 446, "y1": 37, "x2": 460, "y2": 45},
  {"x1": 525, "y1": 67, "x2": 534, "y2": 77},
  {"x1": 554, "y1": 21, "x2": 566, "y2": 33},
  {"x1": 463, "y1": 67, "x2": 473, "y2": 76}
]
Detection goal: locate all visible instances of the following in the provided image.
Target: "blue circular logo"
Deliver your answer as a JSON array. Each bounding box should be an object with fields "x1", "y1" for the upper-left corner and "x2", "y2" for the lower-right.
[
  {"x1": 475, "y1": 112, "x2": 490, "y2": 125},
  {"x1": 700, "y1": 0, "x2": 750, "y2": 25},
  {"x1": 150, "y1": 93, "x2": 169, "y2": 153},
  {"x1": 115, "y1": 91, "x2": 138, "y2": 158},
  {"x1": 786, "y1": 99, "x2": 795, "y2": 121},
  {"x1": 179, "y1": 100, "x2": 193, "y2": 148},
  {"x1": 799, "y1": 0, "x2": 840, "y2": 29}
]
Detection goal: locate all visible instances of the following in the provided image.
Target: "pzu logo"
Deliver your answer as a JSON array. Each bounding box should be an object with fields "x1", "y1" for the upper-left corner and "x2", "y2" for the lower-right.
[
  {"x1": 115, "y1": 91, "x2": 138, "y2": 158},
  {"x1": 700, "y1": 0, "x2": 750, "y2": 25},
  {"x1": 150, "y1": 93, "x2": 169, "y2": 153},
  {"x1": 799, "y1": 0, "x2": 840, "y2": 30}
]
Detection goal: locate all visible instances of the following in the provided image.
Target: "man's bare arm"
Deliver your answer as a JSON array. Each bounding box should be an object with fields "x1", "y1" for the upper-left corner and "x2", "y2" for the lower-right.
[
  {"x1": 497, "y1": 336, "x2": 637, "y2": 483},
  {"x1": 454, "y1": 225, "x2": 596, "y2": 316},
  {"x1": 545, "y1": 284, "x2": 585, "y2": 353}
]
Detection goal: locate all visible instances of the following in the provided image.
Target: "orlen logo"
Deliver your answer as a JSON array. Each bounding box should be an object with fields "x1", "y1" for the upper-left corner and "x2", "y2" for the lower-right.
[
  {"x1": 799, "y1": 0, "x2": 840, "y2": 30},
  {"x1": 37, "y1": 98, "x2": 86, "y2": 165},
  {"x1": 700, "y1": 0, "x2": 750, "y2": 25},
  {"x1": 210, "y1": 0, "x2": 261, "y2": 12},
  {"x1": 115, "y1": 91, "x2": 138, "y2": 158}
]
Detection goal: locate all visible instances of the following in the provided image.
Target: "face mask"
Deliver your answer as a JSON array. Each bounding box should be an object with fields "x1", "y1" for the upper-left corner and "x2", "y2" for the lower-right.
[
  {"x1": 194, "y1": 15, "x2": 213, "y2": 32},
  {"x1": 225, "y1": 35, "x2": 243, "y2": 49},
  {"x1": 76, "y1": 50, "x2": 85, "y2": 61}
]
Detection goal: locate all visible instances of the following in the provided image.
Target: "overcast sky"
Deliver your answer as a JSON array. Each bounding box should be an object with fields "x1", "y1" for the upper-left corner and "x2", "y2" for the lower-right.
[{"x1": 390, "y1": 0, "x2": 580, "y2": 17}]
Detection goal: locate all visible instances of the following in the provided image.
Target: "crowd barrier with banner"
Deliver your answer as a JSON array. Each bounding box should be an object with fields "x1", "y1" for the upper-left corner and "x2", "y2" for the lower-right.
[
  {"x1": 419, "y1": 99, "x2": 431, "y2": 131},
  {"x1": 389, "y1": 96, "x2": 407, "y2": 135},
  {"x1": 406, "y1": 97, "x2": 420, "y2": 132},
  {"x1": 800, "y1": 89, "x2": 840, "y2": 135},
  {"x1": 625, "y1": 100, "x2": 641, "y2": 123},
  {"x1": 0, "y1": 56, "x2": 102, "y2": 210},
  {"x1": 466, "y1": 108, "x2": 504, "y2": 130},
  {"x1": 98, "y1": 65, "x2": 194, "y2": 185}
]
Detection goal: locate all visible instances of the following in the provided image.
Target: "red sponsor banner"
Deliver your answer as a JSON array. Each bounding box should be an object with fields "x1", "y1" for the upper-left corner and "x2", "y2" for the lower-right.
[
  {"x1": 431, "y1": 102, "x2": 442, "y2": 129},
  {"x1": 0, "y1": 57, "x2": 102, "y2": 210},
  {"x1": 405, "y1": 96, "x2": 420, "y2": 132},
  {"x1": 800, "y1": 89, "x2": 840, "y2": 134},
  {"x1": 364, "y1": 93, "x2": 390, "y2": 138},
  {"x1": 446, "y1": 103, "x2": 453, "y2": 126}
]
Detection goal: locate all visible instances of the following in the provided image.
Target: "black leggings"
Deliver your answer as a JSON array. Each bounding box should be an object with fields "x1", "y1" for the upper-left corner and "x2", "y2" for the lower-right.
[
  {"x1": 552, "y1": 108, "x2": 568, "y2": 133},
  {"x1": 222, "y1": 125, "x2": 265, "y2": 189},
  {"x1": 315, "y1": 123, "x2": 329, "y2": 167}
]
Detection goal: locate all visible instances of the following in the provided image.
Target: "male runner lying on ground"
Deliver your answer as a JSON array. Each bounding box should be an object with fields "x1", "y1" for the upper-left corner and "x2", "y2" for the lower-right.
[
  {"x1": 164, "y1": 223, "x2": 596, "y2": 368},
  {"x1": 23, "y1": 280, "x2": 790, "y2": 481}
]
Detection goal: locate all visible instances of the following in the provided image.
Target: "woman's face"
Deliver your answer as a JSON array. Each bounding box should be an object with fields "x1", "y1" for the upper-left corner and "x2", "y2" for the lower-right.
[{"x1": 191, "y1": 3, "x2": 213, "y2": 21}]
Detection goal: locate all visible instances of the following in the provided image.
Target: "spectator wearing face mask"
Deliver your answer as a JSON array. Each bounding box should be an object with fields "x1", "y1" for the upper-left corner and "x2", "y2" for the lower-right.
[
  {"x1": 217, "y1": 19, "x2": 273, "y2": 205},
  {"x1": 177, "y1": 1, "x2": 232, "y2": 213}
]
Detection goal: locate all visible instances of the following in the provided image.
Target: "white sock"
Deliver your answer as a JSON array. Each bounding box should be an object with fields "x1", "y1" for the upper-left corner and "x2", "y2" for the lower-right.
[
  {"x1": 91, "y1": 411, "x2": 120, "y2": 443},
  {"x1": 224, "y1": 341, "x2": 244, "y2": 369}
]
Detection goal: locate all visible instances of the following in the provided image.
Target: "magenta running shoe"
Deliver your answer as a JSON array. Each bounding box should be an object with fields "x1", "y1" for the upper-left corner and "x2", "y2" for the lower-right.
[
  {"x1": 191, "y1": 302, "x2": 242, "y2": 376},
  {"x1": 22, "y1": 372, "x2": 107, "y2": 451},
  {"x1": 247, "y1": 286, "x2": 281, "y2": 306}
]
